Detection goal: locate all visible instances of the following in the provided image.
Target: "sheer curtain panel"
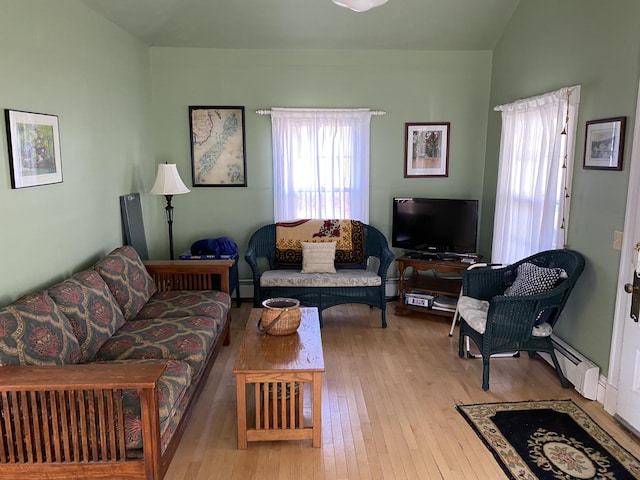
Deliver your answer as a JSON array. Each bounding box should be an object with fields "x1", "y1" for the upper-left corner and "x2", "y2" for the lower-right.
[
  {"x1": 270, "y1": 108, "x2": 372, "y2": 223},
  {"x1": 492, "y1": 86, "x2": 581, "y2": 264}
]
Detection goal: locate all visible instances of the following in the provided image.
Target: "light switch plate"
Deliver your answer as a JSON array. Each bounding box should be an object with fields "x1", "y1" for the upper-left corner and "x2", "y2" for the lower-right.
[{"x1": 613, "y1": 230, "x2": 623, "y2": 250}]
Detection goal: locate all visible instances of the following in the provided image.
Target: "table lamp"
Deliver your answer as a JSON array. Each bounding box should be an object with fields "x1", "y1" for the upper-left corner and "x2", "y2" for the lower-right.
[{"x1": 149, "y1": 163, "x2": 190, "y2": 260}]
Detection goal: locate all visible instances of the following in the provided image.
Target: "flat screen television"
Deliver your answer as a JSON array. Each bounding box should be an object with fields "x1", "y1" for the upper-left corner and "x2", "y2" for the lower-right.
[{"x1": 392, "y1": 197, "x2": 478, "y2": 257}]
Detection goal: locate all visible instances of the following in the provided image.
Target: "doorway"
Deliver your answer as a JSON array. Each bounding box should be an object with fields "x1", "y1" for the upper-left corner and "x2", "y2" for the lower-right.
[{"x1": 606, "y1": 78, "x2": 640, "y2": 435}]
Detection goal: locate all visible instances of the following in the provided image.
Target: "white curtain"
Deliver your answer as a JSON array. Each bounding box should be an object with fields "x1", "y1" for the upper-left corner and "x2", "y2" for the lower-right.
[
  {"x1": 492, "y1": 86, "x2": 581, "y2": 264},
  {"x1": 270, "y1": 108, "x2": 371, "y2": 223}
]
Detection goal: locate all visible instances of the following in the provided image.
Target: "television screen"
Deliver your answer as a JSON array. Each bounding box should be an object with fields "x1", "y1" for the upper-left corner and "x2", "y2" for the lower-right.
[{"x1": 392, "y1": 197, "x2": 478, "y2": 255}]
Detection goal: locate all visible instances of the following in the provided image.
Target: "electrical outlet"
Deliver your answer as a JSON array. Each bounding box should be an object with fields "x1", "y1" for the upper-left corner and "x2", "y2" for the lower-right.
[{"x1": 613, "y1": 230, "x2": 623, "y2": 251}]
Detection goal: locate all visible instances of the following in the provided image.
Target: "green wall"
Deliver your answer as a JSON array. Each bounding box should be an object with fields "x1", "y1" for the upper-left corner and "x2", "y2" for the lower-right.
[
  {"x1": 149, "y1": 48, "x2": 493, "y2": 279},
  {"x1": 483, "y1": 0, "x2": 640, "y2": 371},
  {"x1": 0, "y1": 0, "x2": 153, "y2": 304},
  {"x1": 3, "y1": 0, "x2": 637, "y2": 377}
]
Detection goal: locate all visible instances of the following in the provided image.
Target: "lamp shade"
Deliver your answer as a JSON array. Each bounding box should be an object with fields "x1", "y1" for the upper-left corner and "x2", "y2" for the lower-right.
[
  {"x1": 149, "y1": 164, "x2": 190, "y2": 195},
  {"x1": 332, "y1": 0, "x2": 388, "y2": 12}
]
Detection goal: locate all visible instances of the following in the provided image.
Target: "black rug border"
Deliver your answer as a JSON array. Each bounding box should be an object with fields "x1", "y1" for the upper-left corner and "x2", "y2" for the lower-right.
[{"x1": 455, "y1": 398, "x2": 640, "y2": 480}]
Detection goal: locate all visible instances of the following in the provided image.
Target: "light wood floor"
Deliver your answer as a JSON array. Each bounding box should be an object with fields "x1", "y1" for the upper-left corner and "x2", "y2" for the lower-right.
[{"x1": 165, "y1": 302, "x2": 640, "y2": 480}]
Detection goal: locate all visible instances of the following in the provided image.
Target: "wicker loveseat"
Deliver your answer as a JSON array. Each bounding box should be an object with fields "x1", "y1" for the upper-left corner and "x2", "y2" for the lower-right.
[
  {"x1": 245, "y1": 220, "x2": 394, "y2": 327},
  {"x1": 0, "y1": 246, "x2": 231, "y2": 479}
]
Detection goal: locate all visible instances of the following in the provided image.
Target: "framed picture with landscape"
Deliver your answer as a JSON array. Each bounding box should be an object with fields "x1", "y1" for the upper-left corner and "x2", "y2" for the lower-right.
[
  {"x1": 583, "y1": 117, "x2": 626, "y2": 171},
  {"x1": 189, "y1": 106, "x2": 247, "y2": 187},
  {"x1": 404, "y1": 122, "x2": 450, "y2": 177},
  {"x1": 5, "y1": 109, "x2": 63, "y2": 189}
]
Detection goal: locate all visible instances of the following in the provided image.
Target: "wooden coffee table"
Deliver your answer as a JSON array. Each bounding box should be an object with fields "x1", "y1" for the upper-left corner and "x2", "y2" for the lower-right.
[{"x1": 233, "y1": 307, "x2": 324, "y2": 449}]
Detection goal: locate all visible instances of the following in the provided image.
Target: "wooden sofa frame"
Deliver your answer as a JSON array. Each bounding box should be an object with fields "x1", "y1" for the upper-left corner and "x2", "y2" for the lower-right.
[{"x1": 0, "y1": 260, "x2": 233, "y2": 480}]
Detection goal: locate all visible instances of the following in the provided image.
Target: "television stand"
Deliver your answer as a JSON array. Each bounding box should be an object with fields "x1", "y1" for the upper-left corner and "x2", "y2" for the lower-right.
[
  {"x1": 405, "y1": 251, "x2": 440, "y2": 260},
  {"x1": 395, "y1": 255, "x2": 481, "y2": 319}
]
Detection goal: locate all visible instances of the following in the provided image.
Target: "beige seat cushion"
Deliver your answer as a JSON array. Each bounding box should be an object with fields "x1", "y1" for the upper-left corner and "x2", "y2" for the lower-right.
[
  {"x1": 261, "y1": 269, "x2": 381, "y2": 288},
  {"x1": 458, "y1": 295, "x2": 553, "y2": 337}
]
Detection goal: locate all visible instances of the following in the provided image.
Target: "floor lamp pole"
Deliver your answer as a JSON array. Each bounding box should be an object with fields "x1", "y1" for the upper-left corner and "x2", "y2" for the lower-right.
[{"x1": 164, "y1": 194, "x2": 175, "y2": 260}]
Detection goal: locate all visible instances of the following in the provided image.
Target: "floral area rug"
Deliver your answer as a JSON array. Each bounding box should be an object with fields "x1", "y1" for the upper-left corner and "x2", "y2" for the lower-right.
[{"x1": 457, "y1": 400, "x2": 640, "y2": 479}]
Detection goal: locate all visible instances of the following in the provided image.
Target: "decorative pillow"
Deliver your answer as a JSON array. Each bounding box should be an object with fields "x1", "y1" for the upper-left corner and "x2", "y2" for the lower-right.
[
  {"x1": 534, "y1": 307, "x2": 557, "y2": 326},
  {"x1": 93, "y1": 246, "x2": 157, "y2": 321},
  {"x1": 504, "y1": 262, "x2": 566, "y2": 296},
  {"x1": 48, "y1": 270, "x2": 126, "y2": 363},
  {"x1": 0, "y1": 291, "x2": 81, "y2": 366},
  {"x1": 300, "y1": 241, "x2": 337, "y2": 274}
]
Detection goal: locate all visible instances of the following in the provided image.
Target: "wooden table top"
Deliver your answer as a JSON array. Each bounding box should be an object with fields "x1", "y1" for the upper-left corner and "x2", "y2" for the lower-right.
[{"x1": 233, "y1": 307, "x2": 325, "y2": 374}]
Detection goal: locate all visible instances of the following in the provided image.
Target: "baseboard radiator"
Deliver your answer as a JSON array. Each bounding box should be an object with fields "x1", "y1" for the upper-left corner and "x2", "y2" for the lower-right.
[{"x1": 538, "y1": 334, "x2": 600, "y2": 400}]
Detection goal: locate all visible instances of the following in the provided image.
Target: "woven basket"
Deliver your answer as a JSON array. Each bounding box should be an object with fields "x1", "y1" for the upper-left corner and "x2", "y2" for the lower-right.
[{"x1": 259, "y1": 298, "x2": 301, "y2": 335}]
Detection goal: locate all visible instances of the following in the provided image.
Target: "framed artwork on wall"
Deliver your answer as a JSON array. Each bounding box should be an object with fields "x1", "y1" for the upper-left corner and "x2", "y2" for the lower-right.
[
  {"x1": 189, "y1": 106, "x2": 247, "y2": 186},
  {"x1": 5, "y1": 109, "x2": 63, "y2": 189},
  {"x1": 404, "y1": 122, "x2": 450, "y2": 177},
  {"x1": 583, "y1": 117, "x2": 626, "y2": 171}
]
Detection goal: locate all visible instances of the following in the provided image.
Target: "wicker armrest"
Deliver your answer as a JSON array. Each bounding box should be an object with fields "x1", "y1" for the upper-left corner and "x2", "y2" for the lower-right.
[{"x1": 462, "y1": 266, "x2": 509, "y2": 300}]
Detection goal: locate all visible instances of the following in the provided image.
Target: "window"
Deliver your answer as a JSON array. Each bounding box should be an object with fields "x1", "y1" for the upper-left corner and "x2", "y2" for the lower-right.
[
  {"x1": 492, "y1": 86, "x2": 581, "y2": 264},
  {"x1": 270, "y1": 108, "x2": 372, "y2": 222}
]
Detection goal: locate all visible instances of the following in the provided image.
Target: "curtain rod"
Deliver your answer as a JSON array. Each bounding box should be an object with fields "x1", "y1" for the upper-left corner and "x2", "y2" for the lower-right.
[
  {"x1": 493, "y1": 85, "x2": 580, "y2": 112},
  {"x1": 256, "y1": 109, "x2": 386, "y2": 116}
]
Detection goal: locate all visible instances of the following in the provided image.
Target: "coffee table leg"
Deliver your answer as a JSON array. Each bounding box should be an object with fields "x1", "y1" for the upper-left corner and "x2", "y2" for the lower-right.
[
  {"x1": 312, "y1": 372, "x2": 322, "y2": 447},
  {"x1": 236, "y1": 373, "x2": 247, "y2": 449}
]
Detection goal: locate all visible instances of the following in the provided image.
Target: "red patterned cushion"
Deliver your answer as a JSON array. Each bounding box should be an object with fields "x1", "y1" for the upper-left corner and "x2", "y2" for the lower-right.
[
  {"x1": 93, "y1": 246, "x2": 157, "y2": 321},
  {"x1": 48, "y1": 270, "x2": 126, "y2": 362},
  {"x1": 93, "y1": 316, "x2": 220, "y2": 379},
  {"x1": 136, "y1": 290, "x2": 231, "y2": 321},
  {"x1": 0, "y1": 291, "x2": 81, "y2": 366},
  {"x1": 89, "y1": 359, "x2": 192, "y2": 451}
]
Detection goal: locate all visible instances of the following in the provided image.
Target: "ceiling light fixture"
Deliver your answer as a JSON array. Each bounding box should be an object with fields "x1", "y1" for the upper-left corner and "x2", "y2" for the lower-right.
[{"x1": 332, "y1": 0, "x2": 388, "y2": 13}]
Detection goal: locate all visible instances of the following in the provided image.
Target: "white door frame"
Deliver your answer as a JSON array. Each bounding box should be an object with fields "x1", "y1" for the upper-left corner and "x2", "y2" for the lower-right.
[{"x1": 604, "y1": 77, "x2": 640, "y2": 416}]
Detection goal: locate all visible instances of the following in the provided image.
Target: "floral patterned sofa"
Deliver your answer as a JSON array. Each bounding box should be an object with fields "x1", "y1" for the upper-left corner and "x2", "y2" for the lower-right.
[
  {"x1": 0, "y1": 246, "x2": 231, "y2": 480},
  {"x1": 245, "y1": 220, "x2": 394, "y2": 327}
]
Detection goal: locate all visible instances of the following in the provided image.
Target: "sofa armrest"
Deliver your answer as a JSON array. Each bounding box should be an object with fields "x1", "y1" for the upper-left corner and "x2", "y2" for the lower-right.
[
  {"x1": 144, "y1": 259, "x2": 234, "y2": 294},
  {"x1": 0, "y1": 363, "x2": 165, "y2": 480},
  {"x1": 0, "y1": 362, "x2": 165, "y2": 389}
]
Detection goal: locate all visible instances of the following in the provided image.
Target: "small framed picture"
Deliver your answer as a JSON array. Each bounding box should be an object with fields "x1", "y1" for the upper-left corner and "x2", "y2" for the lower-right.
[
  {"x1": 583, "y1": 117, "x2": 626, "y2": 171},
  {"x1": 405, "y1": 122, "x2": 450, "y2": 177},
  {"x1": 5, "y1": 109, "x2": 63, "y2": 189},
  {"x1": 189, "y1": 106, "x2": 247, "y2": 187}
]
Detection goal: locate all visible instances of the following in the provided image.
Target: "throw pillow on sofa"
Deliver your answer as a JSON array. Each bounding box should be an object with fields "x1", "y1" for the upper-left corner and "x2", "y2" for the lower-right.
[
  {"x1": 301, "y1": 241, "x2": 337, "y2": 274},
  {"x1": 0, "y1": 291, "x2": 81, "y2": 366},
  {"x1": 48, "y1": 269, "x2": 126, "y2": 363},
  {"x1": 93, "y1": 245, "x2": 157, "y2": 321}
]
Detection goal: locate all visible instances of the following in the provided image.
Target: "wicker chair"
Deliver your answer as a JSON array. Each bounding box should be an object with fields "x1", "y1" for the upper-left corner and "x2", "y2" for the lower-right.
[{"x1": 457, "y1": 249, "x2": 585, "y2": 391}]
